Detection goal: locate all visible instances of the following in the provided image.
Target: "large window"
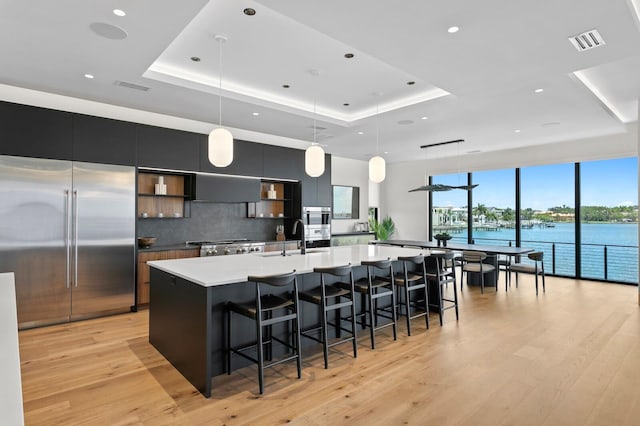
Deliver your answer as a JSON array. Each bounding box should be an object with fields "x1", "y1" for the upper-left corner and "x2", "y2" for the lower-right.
[
  {"x1": 580, "y1": 158, "x2": 638, "y2": 283},
  {"x1": 470, "y1": 169, "x2": 515, "y2": 247},
  {"x1": 430, "y1": 158, "x2": 639, "y2": 284}
]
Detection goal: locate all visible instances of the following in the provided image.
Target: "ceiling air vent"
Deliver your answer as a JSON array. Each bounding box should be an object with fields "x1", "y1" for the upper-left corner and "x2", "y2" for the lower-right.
[
  {"x1": 568, "y1": 29, "x2": 605, "y2": 52},
  {"x1": 114, "y1": 81, "x2": 150, "y2": 92}
]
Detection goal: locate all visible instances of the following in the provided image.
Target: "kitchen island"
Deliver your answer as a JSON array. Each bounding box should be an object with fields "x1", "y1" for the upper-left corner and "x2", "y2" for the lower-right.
[{"x1": 147, "y1": 244, "x2": 433, "y2": 397}]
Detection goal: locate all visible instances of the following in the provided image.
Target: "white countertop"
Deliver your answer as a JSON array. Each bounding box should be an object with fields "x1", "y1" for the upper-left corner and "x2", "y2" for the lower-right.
[
  {"x1": 0, "y1": 273, "x2": 24, "y2": 426},
  {"x1": 148, "y1": 244, "x2": 437, "y2": 287}
]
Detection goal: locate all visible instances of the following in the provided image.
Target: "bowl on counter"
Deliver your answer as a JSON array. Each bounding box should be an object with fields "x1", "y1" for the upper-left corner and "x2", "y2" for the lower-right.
[{"x1": 137, "y1": 237, "x2": 157, "y2": 248}]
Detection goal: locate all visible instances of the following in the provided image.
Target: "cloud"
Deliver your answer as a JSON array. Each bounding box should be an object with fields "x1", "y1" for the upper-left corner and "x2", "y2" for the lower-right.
[{"x1": 618, "y1": 200, "x2": 636, "y2": 207}]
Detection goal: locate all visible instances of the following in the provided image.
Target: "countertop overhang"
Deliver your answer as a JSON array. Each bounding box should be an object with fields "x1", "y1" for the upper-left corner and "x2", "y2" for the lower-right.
[{"x1": 148, "y1": 244, "x2": 436, "y2": 287}]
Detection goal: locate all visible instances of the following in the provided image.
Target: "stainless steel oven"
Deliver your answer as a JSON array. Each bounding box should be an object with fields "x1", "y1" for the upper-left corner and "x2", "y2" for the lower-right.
[{"x1": 302, "y1": 206, "x2": 331, "y2": 247}]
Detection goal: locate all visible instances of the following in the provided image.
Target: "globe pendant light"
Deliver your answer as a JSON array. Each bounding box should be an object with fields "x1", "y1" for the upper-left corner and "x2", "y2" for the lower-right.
[
  {"x1": 208, "y1": 35, "x2": 233, "y2": 167},
  {"x1": 305, "y1": 90, "x2": 325, "y2": 177},
  {"x1": 369, "y1": 101, "x2": 386, "y2": 183}
]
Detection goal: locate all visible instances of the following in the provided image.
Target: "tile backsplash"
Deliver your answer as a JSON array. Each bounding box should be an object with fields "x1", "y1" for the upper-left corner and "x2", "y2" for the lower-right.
[{"x1": 137, "y1": 202, "x2": 284, "y2": 244}]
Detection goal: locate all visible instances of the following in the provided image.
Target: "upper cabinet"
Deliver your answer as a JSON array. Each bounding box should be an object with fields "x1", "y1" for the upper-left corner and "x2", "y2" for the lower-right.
[
  {"x1": 137, "y1": 125, "x2": 200, "y2": 170},
  {"x1": 194, "y1": 174, "x2": 260, "y2": 202},
  {"x1": 199, "y1": 138, "x2": 264, "y2": 176},
  {"x1": 263, "y1": 145, "x2": 304, "y2": 180},
  {"x1": 302, "y1": 153, "x2": 332, "y2": 207},
  {"x1": 73, "y1": 114, "x2": 137, "y2": 165},
  {"x1": 0, "y1": 101, "x2": 73, "y2": 160}
]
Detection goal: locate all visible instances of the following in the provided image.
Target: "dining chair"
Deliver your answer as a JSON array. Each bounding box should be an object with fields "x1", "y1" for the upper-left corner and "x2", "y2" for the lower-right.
[
  {"x1": 509, "y1": 251, "x2": 545, "y2": 295},
  {"x1": 461, "y1": 251, "x2": 496, "y2": 294}
]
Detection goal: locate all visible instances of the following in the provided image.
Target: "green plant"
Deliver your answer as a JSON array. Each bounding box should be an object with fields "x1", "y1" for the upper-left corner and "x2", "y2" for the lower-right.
[
  {"x1": 369, "y1": 216, "x2": 396, "y2": 241},
  {"x1": 435, "y1": 232, "x2": 451, "y2": 240}
]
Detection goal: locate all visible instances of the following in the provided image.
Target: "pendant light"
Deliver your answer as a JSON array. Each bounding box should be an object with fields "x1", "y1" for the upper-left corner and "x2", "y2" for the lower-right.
[
  {"x1": 369, "y1": 101, "x2": 386, "y2": 183},
  {"x1": 208, "y1": 35, "x2": 233, "y2": 167},
  {"x1": 305, "y1": 73, "x2": 325, "y2": 177}
]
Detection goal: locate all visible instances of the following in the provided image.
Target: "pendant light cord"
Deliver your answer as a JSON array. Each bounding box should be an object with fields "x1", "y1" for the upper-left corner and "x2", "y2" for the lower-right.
[
  {"x1": 376, "y1": 102, "x2": 380, "y2": 155},
  {"x1": 313, "y1": 100, "x2": 317, "y2": 144},
  {"x1": 218, "y1": 39, "x2": 223, "y2": 127}
]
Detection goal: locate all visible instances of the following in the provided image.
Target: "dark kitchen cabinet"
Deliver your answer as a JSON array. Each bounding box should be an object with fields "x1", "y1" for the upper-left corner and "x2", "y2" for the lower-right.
[
  {"x1": 137, "y1": 125, "x2": 200, "y2": 171},
  {"x1": 263, "y1": 144, "x2": 303, "y2": 180},
  {"x1": 199, "y1": 138, "x2": 264, "y2": 177},
  {"x1": 302, "y1": 153, "x2": 332, "y2": 207},
  {"x1": 0, "y1": 101, "x2": 73, "y2": 160},
  {"x1": 73, "y1": 114, "x2": 137, "y2": 165},
  {"x1": 194, "y1": 174, "x2": 260, "y2": 202}
]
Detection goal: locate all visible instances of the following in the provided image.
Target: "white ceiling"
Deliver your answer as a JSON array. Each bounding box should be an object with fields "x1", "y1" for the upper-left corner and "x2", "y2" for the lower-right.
[{"x1": 1, "y1": 0, "x2": 640, "y2": 163}]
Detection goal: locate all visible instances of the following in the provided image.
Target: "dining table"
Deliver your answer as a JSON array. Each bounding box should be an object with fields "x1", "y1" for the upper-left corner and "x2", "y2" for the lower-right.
[{"x1": 370, "y1": 239, "x2": 535, "y2": 288}]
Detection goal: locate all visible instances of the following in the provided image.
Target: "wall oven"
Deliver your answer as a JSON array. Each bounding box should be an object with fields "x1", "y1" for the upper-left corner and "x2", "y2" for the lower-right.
[{"x1": 302, "y1": 206, "x2": 331, "y2": 248}]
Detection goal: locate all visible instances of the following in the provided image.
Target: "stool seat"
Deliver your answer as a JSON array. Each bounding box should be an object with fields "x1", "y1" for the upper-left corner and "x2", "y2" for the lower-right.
[
  {"x1": 350, "y1": 276, "x2": 392, "y2": 293},
  {"x1": 300, "y1": 284, "x2": 350, "y2": 303},
  {"x1": 391, "y1": 272, "x2": 424, "y2": 285},
  {"x1": 228, "y1": 295, "x2": 294, "y2": 318}
]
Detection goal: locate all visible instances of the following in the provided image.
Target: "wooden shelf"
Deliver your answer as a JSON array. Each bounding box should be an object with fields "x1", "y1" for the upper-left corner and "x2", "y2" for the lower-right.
[{"x1": 137, "y1": 171, "x2": 191, "y2": 219}]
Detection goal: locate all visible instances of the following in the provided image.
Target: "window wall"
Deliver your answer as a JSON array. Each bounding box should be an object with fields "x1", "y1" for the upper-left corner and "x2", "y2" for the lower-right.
[
  {"x1": 429, "y1": 157, "x2": 638, "y2": 284},
  {"x1": 470, "y1": 169, "x2": 515, "y2": 247},
  {"x1": 431, "y1": 173, "x2": 468, "y2": 243},
  {"x1": 520, "y1": 163, "x2": 576, "y2": 276},
  {"x1": 580, "y1": 158, "x2": 638, "y2": 283}
]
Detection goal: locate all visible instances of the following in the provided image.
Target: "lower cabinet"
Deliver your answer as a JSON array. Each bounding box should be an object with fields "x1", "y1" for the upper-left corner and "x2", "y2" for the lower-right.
[{"x1": 137, "y1": 249, "x2": 199, "y2": 305}]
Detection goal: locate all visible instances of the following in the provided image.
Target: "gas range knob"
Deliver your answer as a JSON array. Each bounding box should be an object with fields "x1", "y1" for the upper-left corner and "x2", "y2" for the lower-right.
[
  {"x1": 236, "y1": 248, "x2": 243, "y2": 254},
  {"x1": 206, "y1": 249, "x2": 214, "y2": 256},
  {"x1": 224, "y1": 248, "x2": 231, "y2": 255},
  {"x1": 241, "y1": 248, "x2": 248, "y2": 254},
  {"x1": 212, "y1": 249, "x2": 218, "y2": 255}
]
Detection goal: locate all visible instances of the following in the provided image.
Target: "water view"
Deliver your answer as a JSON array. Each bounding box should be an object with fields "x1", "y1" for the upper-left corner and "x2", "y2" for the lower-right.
[{"x1": 447, "y1": 222, "x2": 638, "y2": 283}]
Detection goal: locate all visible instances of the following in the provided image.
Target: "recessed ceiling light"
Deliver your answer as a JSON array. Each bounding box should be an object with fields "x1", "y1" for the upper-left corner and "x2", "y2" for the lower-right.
[
  {"x1": 243, "y1": 8, "x2": 256, "y2": 16},
  {"x1": 535, "y1": 88, "x2": 544, "y2": 93},
  {"x1": 357, "y1": 131, "x2": 364, "y2": 135},
  {"x1": 448, "y1": 26, "x2": 459, "y2": 33},
  {"x1": 344, "y1": 53, "x2": 354, "y2": 59},
  {"x1": 113, "y1": 9, "x2": 126, "y2": 17},
  {"x1": 406, "y1": 81, "x2": 415, "y2": 85},
  {"x1": 282, "y1": 84, "x2": 290, "y2": 88},
  {"x1": 515, "y1": 129, "x2": 521, "y2": 133},
  {"x1": 190, "y1": 56, "x2": 200, "y2": 62},
  {"x1": 383, "y1": 151, "x2": 389, "y2": 154},
  {"x1": 84, "y1": 74, "x2": 94, "y2": 79},
  {"x1": 421, "y1": 116, "x2": 429, "y2": 120},
  {"x1": 252, "y1": 112, "x2": 260, "y2": 116}
]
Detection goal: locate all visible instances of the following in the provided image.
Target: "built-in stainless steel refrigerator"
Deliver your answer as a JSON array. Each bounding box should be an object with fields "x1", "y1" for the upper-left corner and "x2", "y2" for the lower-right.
[{"x1": 0, "y1": 155, "x2": 135, "y2": 329}]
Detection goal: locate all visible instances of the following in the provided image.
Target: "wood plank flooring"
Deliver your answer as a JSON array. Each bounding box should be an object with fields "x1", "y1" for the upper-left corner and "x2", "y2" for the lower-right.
[{"x1": 19, "y1": 275, "x2": 640, "y2": 425}]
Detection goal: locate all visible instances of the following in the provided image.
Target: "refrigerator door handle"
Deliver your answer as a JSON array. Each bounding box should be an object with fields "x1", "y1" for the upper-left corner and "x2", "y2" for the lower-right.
[
  {"x1": 64, "y1": 189, "x2": 71, "y2": 289},
  {"x1": 73, "y1": 189, "x2": 79, "y2": 288}
]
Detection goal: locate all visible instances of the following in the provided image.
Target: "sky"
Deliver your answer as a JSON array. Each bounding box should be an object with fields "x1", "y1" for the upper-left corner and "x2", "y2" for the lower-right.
[{"x1": 433, "y1": 157, "x2": 638, "y2": 210}]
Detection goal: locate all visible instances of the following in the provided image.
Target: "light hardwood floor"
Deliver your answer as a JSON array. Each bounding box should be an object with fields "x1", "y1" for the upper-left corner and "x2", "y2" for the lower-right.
[{"x1": 19, "y1": 275, "x2": 640, "y2": 425}]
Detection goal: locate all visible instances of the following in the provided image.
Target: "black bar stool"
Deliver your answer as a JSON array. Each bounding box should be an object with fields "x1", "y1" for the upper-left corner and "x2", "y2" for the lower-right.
[
  {"x1": 300, "y1": 264, "x2": 357, "y2": 369},
  {"x1": 393, "y1": 254, "x2": 429, "y2": 336},
  {"x1": 338, "y1": 258, "x2": 397, "y2": 349},
  {"x1": 427, "y1": 251, "x2": 459, "y2": 326},
  {"x1": 226, "y1": 270, "x2": 302, "y2": 394}
]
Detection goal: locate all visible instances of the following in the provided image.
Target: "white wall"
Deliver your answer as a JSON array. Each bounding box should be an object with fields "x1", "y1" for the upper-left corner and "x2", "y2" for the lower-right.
[
  {"x1": 381, "y1": 123, "x2": 639, "y2": 242},
  {"x1": 331, "y1": 156, "x2": 371, "y2": 233}
]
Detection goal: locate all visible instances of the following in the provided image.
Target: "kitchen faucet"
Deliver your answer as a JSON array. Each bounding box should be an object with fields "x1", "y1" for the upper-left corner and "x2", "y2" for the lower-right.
[{"x1": 292, "y1": 219, "x2": 306, "y2": 255}]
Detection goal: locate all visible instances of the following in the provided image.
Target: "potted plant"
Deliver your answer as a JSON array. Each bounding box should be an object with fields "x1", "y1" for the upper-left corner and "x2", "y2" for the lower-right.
[
  {"x1": 369, "y1": 216, "x2": 396, "y2": 241},
  {"x1": 434, "y1": 232, "x2": 452, "y2": 247}
]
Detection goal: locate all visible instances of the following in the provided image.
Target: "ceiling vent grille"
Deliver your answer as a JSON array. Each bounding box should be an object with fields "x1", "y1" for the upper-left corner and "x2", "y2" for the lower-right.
[
  {"x1": 114, "y1": 80, "x2": 150, "y2": 91},
  {"x1": 568, "y1": 29, "x2": 605, "y2": 51}
]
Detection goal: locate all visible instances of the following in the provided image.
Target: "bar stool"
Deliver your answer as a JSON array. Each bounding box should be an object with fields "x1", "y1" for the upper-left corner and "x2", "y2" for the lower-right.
[
  {"x1": 226, "y1": 270, "x2": 302, "y2": 394},
  {"x1": 426, "y1": 252, "x2": 459, "y2": 326},
  {"x1": 300, "y1": 264, "x2": 357, "y2": 369},
  {"x1": 392, "y1": 254, "x2": 429, "y2": 336},
  {"x1": 338, "y1": 258, "x2": 397, "y2": 349}
]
